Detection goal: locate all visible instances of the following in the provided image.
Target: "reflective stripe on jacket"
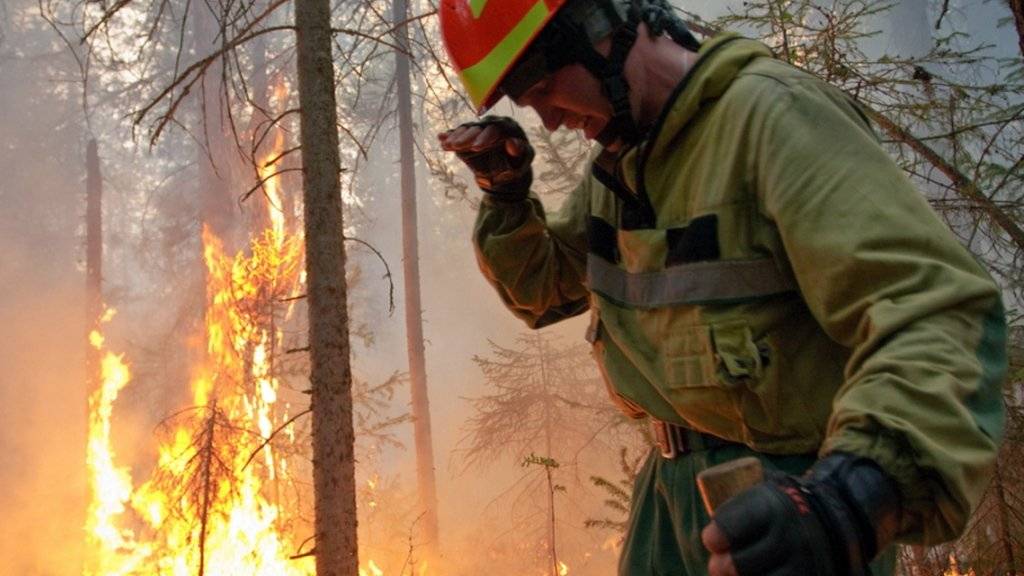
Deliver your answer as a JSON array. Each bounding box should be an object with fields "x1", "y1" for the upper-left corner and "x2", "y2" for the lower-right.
[{"x1": 472, "y1": 33, "x2": 1007, "y2": 544}]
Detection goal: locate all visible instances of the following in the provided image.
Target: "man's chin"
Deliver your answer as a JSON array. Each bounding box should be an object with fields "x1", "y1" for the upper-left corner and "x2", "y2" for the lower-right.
[{"x1": 593, "y1": 128, "x2": 622, "y2": 152}]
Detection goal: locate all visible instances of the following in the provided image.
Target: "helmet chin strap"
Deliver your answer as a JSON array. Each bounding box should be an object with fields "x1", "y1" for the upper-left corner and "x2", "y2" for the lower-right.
[{"x1": 549, "y1": 0, "x2": 701, "y2": 149}]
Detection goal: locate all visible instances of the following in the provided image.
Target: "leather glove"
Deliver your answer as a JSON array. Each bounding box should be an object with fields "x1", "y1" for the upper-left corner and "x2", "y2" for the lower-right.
[
  {"x1": 438, "y1": 116, "x2": 534, "y2": 202},
  {"x1": 703, "y1": 452, "x2": 902, "y2": 576}
]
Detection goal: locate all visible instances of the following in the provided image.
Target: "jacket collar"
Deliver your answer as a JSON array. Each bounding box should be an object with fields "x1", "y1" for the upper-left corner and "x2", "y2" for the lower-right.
[
  {"x1": 592, "y1": 34, "x2": 774, "y2": 227},
  {"x1": 646, "y1": 33, "x2": 773, "y2": 154}
]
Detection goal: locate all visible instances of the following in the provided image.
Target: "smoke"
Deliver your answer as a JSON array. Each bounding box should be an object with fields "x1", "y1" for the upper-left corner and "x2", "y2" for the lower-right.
[
  {"x1": 0, "y1": 239, "x2": 87, "y2": 575},
  {"x1": 0, "y1": 0, "x2": 92, "y2": 565}
]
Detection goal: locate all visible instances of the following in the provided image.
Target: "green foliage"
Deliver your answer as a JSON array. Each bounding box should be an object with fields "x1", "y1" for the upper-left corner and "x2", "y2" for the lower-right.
[
  {"x1": 523, "y1": 453, "x2": 562, "y2": 469},
  {"x1": 584, "y1": 446, "x2": 645, "y2": 536}
]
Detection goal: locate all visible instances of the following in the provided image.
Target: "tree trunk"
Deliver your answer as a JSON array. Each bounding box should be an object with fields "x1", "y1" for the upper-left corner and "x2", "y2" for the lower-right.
[
  {"x1": 294, "y1": 0, "x2": 359, "y2": 572},
  {"x1": 246, "y1": 7, "x2": 274, "y2": 236},
  {"x1": 1009, "y1": 0, "x2": 1024, "y2": 59},
  {"x1": 993, "y1": 459, "x2": 1018, "y2": 573},
  {"x1": 85, "y1": 138, "x2": 102, "y2": 382},
  {"x1": 192, "y1": 1, "x2": 237, "y2": 244},
  {"x1": 536, "y1": 334, "x2": 559, "y2": 576},
  {"x1": 83, "y1": 137, "x2": 102, "y2": 576},
  {"x1": 393, "y1": 0, "x2": 441, "y2": 555}
]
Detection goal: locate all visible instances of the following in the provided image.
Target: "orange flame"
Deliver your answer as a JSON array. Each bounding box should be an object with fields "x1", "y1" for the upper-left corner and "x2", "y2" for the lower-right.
[
  {"x1": 943, "y1": 553, "x2": 976, "y2": 576},
  {"x1": 84, "y1": 97, "x2": 311, "y2": 574},
  {"x1": 85, "y1": 309, "x2": 152, "y2": 575}
]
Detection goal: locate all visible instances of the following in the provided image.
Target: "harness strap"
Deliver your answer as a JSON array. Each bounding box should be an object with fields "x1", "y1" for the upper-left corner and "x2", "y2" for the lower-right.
[{"x1": 652, "y1": 419, "x2": 740, "y2": 459}]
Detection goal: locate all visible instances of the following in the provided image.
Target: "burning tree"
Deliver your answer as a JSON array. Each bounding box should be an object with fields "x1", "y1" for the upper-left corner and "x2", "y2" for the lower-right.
[
  {"x1": 58, "y1": 0, "x2": 434, "y2": 569},
  {"x1": 83, "y1": 136, "x2": 315, "y2": 573}
]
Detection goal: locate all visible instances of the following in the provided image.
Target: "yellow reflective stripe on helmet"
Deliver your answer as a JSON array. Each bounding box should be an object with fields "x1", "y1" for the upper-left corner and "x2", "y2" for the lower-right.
[
  {"x1": 459, "y1": 0, "x2": 549, "y2": 108},
  {"x1": 469, "y1": 0, "x2": 488, "y2": 18}
]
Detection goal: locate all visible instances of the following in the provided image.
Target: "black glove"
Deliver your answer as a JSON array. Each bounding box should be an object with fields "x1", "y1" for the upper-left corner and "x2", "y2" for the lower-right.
[
  {"x1": 712, "y1": 453, "x2": 901, "y2": 576},
  {"x1": 451, "y1": 116, "x2": 534, "y2": 201}
]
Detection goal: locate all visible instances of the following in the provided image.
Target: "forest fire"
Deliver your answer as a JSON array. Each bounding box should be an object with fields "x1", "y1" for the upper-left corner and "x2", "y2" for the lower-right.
[
  {"x1": 85, "y1": 308, "x2": 149, "y2": 574},
  {"x1": 943, "y1": 553, "x2": 976, "y2": 576},
  {"x1": 83, "y1": 135, "x2": 311, "y2": 574}
]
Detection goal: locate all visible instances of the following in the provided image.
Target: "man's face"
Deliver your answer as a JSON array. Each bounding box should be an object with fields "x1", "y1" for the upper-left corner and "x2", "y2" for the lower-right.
[{"x1": 510, "y1": 63, "x2": 617, "y2": 147}]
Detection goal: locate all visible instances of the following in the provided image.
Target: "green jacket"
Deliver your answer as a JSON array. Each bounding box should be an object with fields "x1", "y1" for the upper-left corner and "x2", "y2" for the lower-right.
[{"x1": 473, "y1": 34, "x2": 1006, "y2": 544}]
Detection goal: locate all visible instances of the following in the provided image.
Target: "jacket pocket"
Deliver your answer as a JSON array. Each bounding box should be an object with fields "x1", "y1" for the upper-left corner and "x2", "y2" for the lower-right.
[
  {"x1": 663, "y1": 323, "x2": 718, "y2": 388},
  {"x1": 711, "y1": 320, "x2": 767, "y2": 385},
  {"x1": 659, "y1": 322, "x2": 746, "y2": 437},
  {"x1": 659, "y1": 318, "x2": 779, "y2": 442},
  {"x1": 711, "y1": 320, "x2": 782, "y2": 440}
]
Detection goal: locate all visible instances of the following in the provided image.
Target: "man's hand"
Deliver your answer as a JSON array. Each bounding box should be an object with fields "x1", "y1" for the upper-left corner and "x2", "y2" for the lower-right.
[
  {"x1": 701, "y1": 453, "x2": 901, "y2": 576},
  {"x1": 437, "y1": 116, "x2": 534, "y2": 201}
]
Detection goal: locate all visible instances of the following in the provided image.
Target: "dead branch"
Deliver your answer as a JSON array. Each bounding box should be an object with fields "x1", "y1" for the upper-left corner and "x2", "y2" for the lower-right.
[
  {"x1": 80, "y1": 0, "x2": 135, "y2": 42},
  {"x1": 131, "y1": 0, "x2": 293, "y2": 145},
  {"x1": 238, "y1": 167, "x2": 304, "y2": 203},
  {"x1": 343, "y1": 235, "x2": 396, "y2": 315},
  {"x1": 935, "y1": 0, "x2": 951, "y2": 30},
  {"x1": 862, "y1": 106, "x2": 1024, "y2": 252},
  {"x1": 242, "y1": 408, "x2": 312, "y2": 470},
  {"x1": 331, "y1": 26, "x2": 404, "y2": 53}
]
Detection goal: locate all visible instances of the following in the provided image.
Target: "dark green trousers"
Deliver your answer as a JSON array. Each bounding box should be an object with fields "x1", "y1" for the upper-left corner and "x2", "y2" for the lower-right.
[{"x1": 618, "y1": 443, "x2": 897, "y2": 575}]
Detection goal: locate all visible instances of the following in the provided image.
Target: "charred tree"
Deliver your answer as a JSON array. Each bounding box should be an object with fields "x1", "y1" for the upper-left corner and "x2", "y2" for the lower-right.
[
  {"x1": 85, "y1": 138, "x2": 102, "y2": 384},
  {"x1": 393, "y1": 0, "x2": 440, "y2": 554},
  {"x1": 294, "y1": 0, "x2": 359, "y2": 571},
  {"x1": 192, "y1": 1, "x2": 238, "y2": 244},
  {"x1": 83, "y1": 137, "x2": 102, "y2": 576}
]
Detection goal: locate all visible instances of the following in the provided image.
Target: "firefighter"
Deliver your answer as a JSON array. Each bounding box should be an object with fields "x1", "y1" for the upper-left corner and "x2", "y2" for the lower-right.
[{"x1": 436, "y1": 0, "x2": 1007, "y2": 574}]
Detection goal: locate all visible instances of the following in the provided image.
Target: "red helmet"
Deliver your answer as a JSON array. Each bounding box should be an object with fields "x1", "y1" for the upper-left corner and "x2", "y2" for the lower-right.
[{"x1": 439, "y1": 0, "x2": 569, "y2": 112}]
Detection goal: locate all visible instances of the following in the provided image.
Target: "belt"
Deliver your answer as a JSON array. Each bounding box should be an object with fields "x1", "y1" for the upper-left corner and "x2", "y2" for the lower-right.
[{"x1": 651, "y1": 419, "x2": 738, "y2": 459}]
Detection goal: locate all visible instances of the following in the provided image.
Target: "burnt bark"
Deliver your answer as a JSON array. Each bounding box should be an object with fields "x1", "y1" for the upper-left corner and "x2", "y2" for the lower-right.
[
  {"x1": 393, "y1": 0, "x2": 440, "y2": 555},
  {"x1": 294, "y1": 0, "x2": 358, "y2": 571},
  {"x1": 85, "y1": 138, "x2": 102, "y2": 378},
  {"x1": 192, "y1": 1, "x2": 237, "y2": 244},
  {"x1": 83, "y1": 138, "x2": 102, "y2": 576}
]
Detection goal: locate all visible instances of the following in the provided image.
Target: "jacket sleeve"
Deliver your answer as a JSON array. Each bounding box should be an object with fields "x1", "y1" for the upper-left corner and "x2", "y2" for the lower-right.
[
  {"x1": 472, "y1": 178, "x2": 593, "y2": 328},
  {"x1": 752, "y1": 78, "x2": 1007, "y2": 544}
]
